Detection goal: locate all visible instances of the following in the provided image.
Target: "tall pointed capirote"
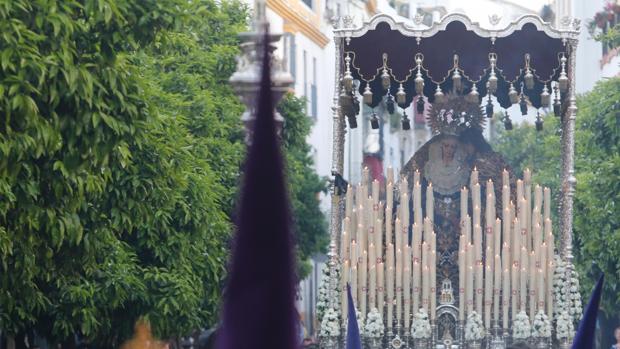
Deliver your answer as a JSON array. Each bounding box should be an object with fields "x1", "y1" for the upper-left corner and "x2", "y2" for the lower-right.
[
  {"x1": 217, "y1": 28, "x2": 298, "y2": 349},
  {"x1": 346, "y1": 283, "x2": 362, "y2": 349},
  {"x1": 571, "y1": 274, "x2": 604, "y2": 349}
]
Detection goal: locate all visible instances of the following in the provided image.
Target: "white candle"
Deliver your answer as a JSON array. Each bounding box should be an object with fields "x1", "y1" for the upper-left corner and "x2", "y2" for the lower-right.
[
  {"x1": 426, "y1": 182, "x2": 434, "y2": 224},
  {"x1": 502, "y1": 267, "x2": 510, "y2": 329},
  {"x1": 351, "y1": 264, "x2": 358, "y2": 305},
  {"x1": 524, "y1": 169, "x2": 532, "y2": 251},
  {"x1": 342, "y1": 218, "x2": 350, "y2": 261},
  {"x1": 413, "y1": 259, "x2": 420, "y2": 313},
  {"x1": 519, "y1": 247, "x2": 528, "y2": 312},
  {"x1": 494, "y1": 218, "x2": 502, "y2": 266},
  {"x1": 387, "y1": 265, "x2": 394, "y2": 329},
  {"x1": 459, "y1": 246, "x2": 465, "y2": 321},
  {"x1": 361, "y1": 249, "x2": 368, "y2": 316},
  {"x1": 543, "y1": 187, "x2": 551, "y2": 222},
  {"x1": 414, "y1": 181, "x2": 422, "y2": 226},
  {"x1": 346, "y1": 184, "x2": 353, "y2": 219},
  {"x1": 412, "y1": 222, "x2": 421, "y2": 312},
  {"x1": 342, "y1": 259, "x2": 350, "y2": 322},
  {"x1": 461, "y1": 187, "x2": 469, "y2": 225},
  {"x1": 404, "y1": 245, "x2": 411, "y2": 328},
  {"x1": 430, "y1": 241, "x2": 437, "y2": 320},
  {"x1": 485, "y1": 263, "x2": 492, "y2": 328},
  {"x1": 493, "y1": 254, "x2": 501, "y2": 324},
  {"x1": 396, "y1": 248, "x2": 402, "y2": 324},
  {"x1": 529, "y1": 250, "x2": 536, "y2": 317},
  {"x1": 369, "y1": 243, "x2": 376, "y2": 309},
  {"x1": 471, "y1": 167, "x2": 479, "y2": 188},
  {"x1": 473, "y1": 188, "x2": 481, "y2": 227}
]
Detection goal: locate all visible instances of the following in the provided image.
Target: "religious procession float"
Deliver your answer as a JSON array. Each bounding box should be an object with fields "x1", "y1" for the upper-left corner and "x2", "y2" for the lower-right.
[{"x1": 316, "y1": 11, "x2": 583, "y2": 349}]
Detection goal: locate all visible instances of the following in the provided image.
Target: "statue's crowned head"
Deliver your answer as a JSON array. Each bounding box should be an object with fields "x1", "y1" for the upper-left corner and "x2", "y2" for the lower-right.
[{"x1": 427, "y1": 93, "x2": 486, "y2": 137}]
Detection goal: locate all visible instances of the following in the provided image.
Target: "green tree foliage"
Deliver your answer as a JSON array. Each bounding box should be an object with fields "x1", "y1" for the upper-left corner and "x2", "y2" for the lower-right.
[
  {"x1": 490, "y1": 78, "x2": 620, "y2": 347},
  {"x1": 0, "y1": 0, "x2": 243, "y2": 346},
  {"x1": 278, "y1": 94, "x2": 329, "y2": 278}
]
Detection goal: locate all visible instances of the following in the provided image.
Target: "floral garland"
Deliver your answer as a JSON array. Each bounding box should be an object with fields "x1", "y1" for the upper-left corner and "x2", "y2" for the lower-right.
[
  {"x1": 512, "y1": 311, "x2": 531, "y2": 340},
  {"x1": 319, "y1": 307, "x2": 341, "y2": 338},
  {"x1": 553, "y1": 255, "x2": 582, "y2": 329},
  {"x1": 411, "y1": 309, "x2": 432, "y2": 339},
  {"x1": 465, "y1": 311, "x2": 485, "y2": 341},
  {"x1": 556, "y1": 311, "x2": 575, "y2": 340},
  {"x1": 588, "y1": 1, "x2": 620, "y2": 33},
  {"x1": 532, "y1": 310, "x2": 552, "y2": 338},
  {"x1": 316, "y1": 262, "x2": 341, "y2": 322},
  {"x1": 364, "y1": 308, "x2": 385, "y2": 338}
]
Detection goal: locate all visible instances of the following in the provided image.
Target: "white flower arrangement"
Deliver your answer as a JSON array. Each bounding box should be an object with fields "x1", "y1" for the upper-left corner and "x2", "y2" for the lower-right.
[
  {"x1": 512, "y1": 311, "x2": 532, "y2": 339},
  {"x1": 556, "y1": 311, "x2": 575, "y2": 339},
  {"x1": 532, "y1": 310, "x2": 552, "y2": 338},
  {"x1": 364, "y1": 308, "x2": 385, "y2": 338},
  {"x1": 553, "y1": 255, "x2": 582, "y2": 327},
  {"x1": 316, "y1": 262, "x2": 341, "y2": 322},
  {"x1": 319, "y1": 307, "x2": 341, "y2": 338},
  {"x1": 356, "y1": 310, "x2": 365, "y2": 337},
  {"x1": 465, "y1": 311, "x2": 485, "y2": 341},
  {"x1": 410, "y1": 309, "x2": 432, "y2": 339}
]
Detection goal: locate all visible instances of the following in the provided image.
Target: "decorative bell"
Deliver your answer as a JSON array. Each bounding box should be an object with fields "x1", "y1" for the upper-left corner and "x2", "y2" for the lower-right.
[
  {"x1": 396, "y1": 84, "x2": 406, "y2": 105},
  {"x1": 541, "y1": 84, "x2": 551, "y2": 108},
  {"x1": 524, "y1": 70, "x2": 535, "y2": 90},
  {"x1": 559, "y1": 54, "x2": 568, "y2": 93},
  {"x1": 452, "y1": 69, "x2": 462, "y2": 92},
  {"x1": 416, "y1": 96, "x2": 425, "y2": 114},
  {"x1": 402, "y1": 111, "x2": 411, "y2": 130},
  {"x1": 343, "y1": 71, "x2": 354, "y2": 92},
  {"x1": 558, "y1": 74, "x2": 568, "y2": 93},
  {"x1": 485, "y1": 97, "x2": 494, "y2": 118},
  {"x1": 535, "y1": 112, "x2": 543, "y2": 131},
  {"x1": 386, "y1": 94, "x2": 395, "y2": 114},
  {"x1": 363, "y1": 84, "x2": 373, "y2": 105},
  {"x1": 519, "y1": 94, "x2": 528, "y2": 116},
  {"x1": 488, "y1": 73, "x2": 498, "y2": 93},
  {"x1": 466, "y1": 84, "x2": 479, "y2": 104},
  {"x1": 508, "y1": 83, "x2": 519, "y2": 104},
  {"x1": 504, "y1": 111, "x2": 513, "y2": 130},
  {"x1": 347, "y1": 114, "x2": 358, "y2": 129},
  {"x1": 381, "y1": 68, "x2": 391, "y2": 90},
  {"x1": 415, "y1": 72, "x2": 424, "y2": 95},
  {"x1": 339, "y1": 86, "x2": 351, "y2": 107},
  {"x1": 434, "y1": 85, "x2": 445, "y2": 104},
  {"x1": 370, "y1": 112, "x2": 380, "y2": 129},
  {"x1": 553, "y1": 85, "x2": 561, "y2": 117},
  {"x1": 352, "y1": 94, "x2": 360, "y2": 116}
]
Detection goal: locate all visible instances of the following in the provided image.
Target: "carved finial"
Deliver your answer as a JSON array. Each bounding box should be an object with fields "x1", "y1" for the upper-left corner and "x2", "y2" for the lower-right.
[
  {"x1": 331, "y1": 15, "x2": 341, "y2": 29},
  {"x1": 343, "y1": 15, "x2": 354, "y2": 28},
  {"x1": 560, "y1": 16, "x2": 572, "y2": 28},
  {"x1": 489, "y1": 14, "x2": 501, "y2": 26},
  {"x1": 414, "y1": 12, "x2": 424, "y2": 25},
  {"x1": 572, "y1": 18, "x2": 581, "y2": 32}
]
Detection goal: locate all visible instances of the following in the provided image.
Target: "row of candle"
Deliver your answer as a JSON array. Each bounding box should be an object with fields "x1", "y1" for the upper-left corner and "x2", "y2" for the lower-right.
[{"x1": 338, "y1": 166, "x2": 556, "y2": 329}]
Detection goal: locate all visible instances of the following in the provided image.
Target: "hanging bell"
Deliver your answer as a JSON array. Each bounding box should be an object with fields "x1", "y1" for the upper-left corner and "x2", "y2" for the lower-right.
[
  {"x1": 559, "y1": 54, "x2": 568, "y2": 93},
  {"x1": 386, "y1": 94, "x2": 395, "y2": 114},
  {"x1": 343, "y1": 71, "x2": 354, "y2": 93},
  {"x1": 452, "y1": 69, "x2": 462, "y2": 92},
  {"x1": 416, "y1": 96, "x2": 425, "y2": 114},
  {"x1": 396, "y1": 83, "x2": 406, "y2": 105},
  {"x1": 339, "y1": 86, "x2": 351, "y2": 107},
  {"x1": 519, "y1": 94, "x2": 528, "y2": 116},
  {"x1": 352, "y1": 94, "x2": 360, "y2": 116},
  {"x1": 370, "y1": 112, "x2": 380, "y2": 129},
  {"x1": 553, "y1": 99, "x2": 561, "y2": 117},
  {"x1": 363, "y1": 84, "x2": 373, "y2": 105},
  {"x1": 524, "y1": 70, "x2": 535, "y2": 90},
  {"x1": 488, "y1": 73, "x2": 498, "y2": 94},
  {"x1": 541, "y1": 84, "x2": 551, "y2": 108},
  {"x1": 347, "y1": 114, "x2": 358, "y2": 129},
  {"x1": 508, "y1": 83, "x2": 519, "y2": 104},
  {"x1": 434, "y1": 84, "x2": 445, "y2": 104},
  {"x1": 553, "y1": 85, "x2": 561, "y2": 117},
  {"x1": 486, "y1": 97, "x2": 494, "y2": 118},
  {"x1": 535, "y1": 112, "x2": 543, "y2": 131},
  {"x1": 381, "y1": 68, "x2": 391, "y2": 90},
  {"x1": 466, "y1": 84, "x2": 479, "y2": 104},
  {"x1": 415, "y1": 73, "x2": 424, "y2": 95},
  {"x1": 343, "y1": 54, "x2": 353, "y2": 92},
  {"x1": 558, "y1": 73, "x2": 568, "y2": 93},
  {"x1": 504, "y1": 111, "x2": 513, "y2": 130},
  {"x1": 402, "y1": 111, "x2": 411, "y2": 130}
]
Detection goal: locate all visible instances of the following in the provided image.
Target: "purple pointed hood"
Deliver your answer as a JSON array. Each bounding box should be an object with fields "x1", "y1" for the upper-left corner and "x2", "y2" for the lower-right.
[{"x1": 217, "y1": 29, "x2": 298, "y2": 349}]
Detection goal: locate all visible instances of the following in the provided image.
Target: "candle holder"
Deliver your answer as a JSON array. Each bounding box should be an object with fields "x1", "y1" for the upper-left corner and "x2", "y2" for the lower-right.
[
  {"x1": 457, "y1": 321, "x2": 465, "y2": 348},
  {"x1": 469, "y1": 340, "x2": 482, "y2": 349},
  {"x1": 489, "y1": 322, "x2": 505, "y2": 349},
  {"x1": 431, "y1": 321, "x2": 437, "y2": 348},
  {"x1": 559, "y1": 338, "x2": 571, "y2": 349}
]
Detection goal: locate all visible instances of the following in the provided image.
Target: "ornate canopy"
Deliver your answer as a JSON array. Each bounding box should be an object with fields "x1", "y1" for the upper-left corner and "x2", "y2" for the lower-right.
[{"x1": 335, "y1": 14, "x2": 580, "y2": 112}]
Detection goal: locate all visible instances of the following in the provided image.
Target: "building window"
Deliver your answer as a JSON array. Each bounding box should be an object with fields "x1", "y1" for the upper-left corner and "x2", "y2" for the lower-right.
[
  {"x1": 311, "y1": 57, "x2": 317, "y2": 119},
  {"x1": 303, "y1": 50, "x2": 308, "y2": 113},
  {"x1": 302, "y1": 0, "x2": 312, "y2": 9},
  {"x1": 289, "y1": 34, "x2": 296, "y2": 80}
]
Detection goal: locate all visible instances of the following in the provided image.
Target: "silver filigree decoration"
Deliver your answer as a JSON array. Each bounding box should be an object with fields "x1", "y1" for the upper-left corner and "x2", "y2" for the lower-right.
[
  {"x1": 489, "y1": 14, "x2": 501, "y2": 26},
  {"x1": 572, "y1": 18, "x2": 581, "y2": 32},
  {"x1": 560, "y1": 16, "x2": 572, "y2": 28},
  {"x1": 414, "y1": 13, "x2": 424, "y2": 25},
  {"x1": 331, "y1": 16, "x2": 341, "y2": 29},
  {"x1": 343, "y1": 15, "x2": 354, "y2": 28}
]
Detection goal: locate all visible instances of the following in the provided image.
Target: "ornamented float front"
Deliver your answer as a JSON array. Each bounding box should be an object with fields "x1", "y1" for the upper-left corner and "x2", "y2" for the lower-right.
[{"x1": 319, "y1": 12, "x2": 583, "y2": 349}]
